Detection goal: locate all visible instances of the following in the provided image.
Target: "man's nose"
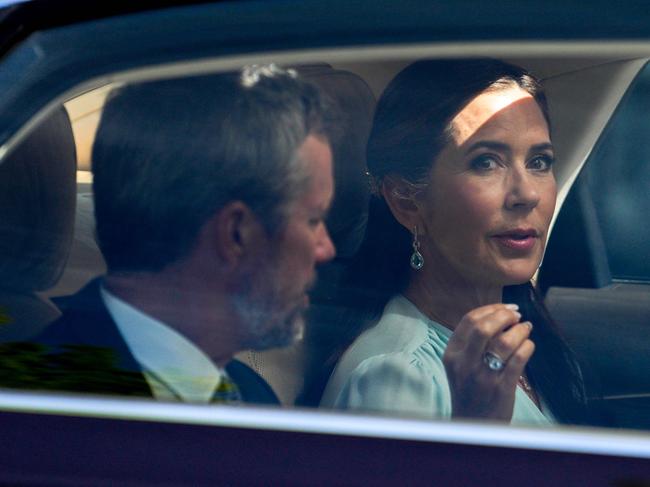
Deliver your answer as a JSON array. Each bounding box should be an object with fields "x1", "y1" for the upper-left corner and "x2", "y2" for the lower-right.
[
  {"x1": 315, "y1": 224, "x2": 336, "y2": 263},
  {"x1": 504, "y1": 167, "x2": 540, "y2": 210}
]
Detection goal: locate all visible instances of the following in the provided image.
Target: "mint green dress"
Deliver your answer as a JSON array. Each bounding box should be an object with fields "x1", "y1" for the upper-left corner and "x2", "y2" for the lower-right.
[{"x1": 320, "y1": 294, "x2": 553, "y2": 425}]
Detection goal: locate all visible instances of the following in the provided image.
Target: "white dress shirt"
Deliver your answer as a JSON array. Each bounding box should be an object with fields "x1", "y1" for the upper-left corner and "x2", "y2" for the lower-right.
[{"x1": 101, "y1": 286, "x2": 225, "y2": 403}]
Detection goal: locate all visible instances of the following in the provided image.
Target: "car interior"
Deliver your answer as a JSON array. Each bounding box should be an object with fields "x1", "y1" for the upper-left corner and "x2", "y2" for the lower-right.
[
  {"x1": 0, "y1": 51, "x2": 648, "y2": 431},
  {"x1": 0, "y1": 106, "x2": 76, "y2": 343}
]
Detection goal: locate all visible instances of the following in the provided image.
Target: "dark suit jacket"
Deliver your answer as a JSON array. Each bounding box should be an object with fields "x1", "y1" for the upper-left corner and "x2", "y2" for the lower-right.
[{"x1": 0, "y1": 279, "x2": 279, "y2": 404}]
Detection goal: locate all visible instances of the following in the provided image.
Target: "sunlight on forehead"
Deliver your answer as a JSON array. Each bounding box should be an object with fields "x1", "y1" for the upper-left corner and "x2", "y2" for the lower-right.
[
  {"x1": 299, "y1": 135, "x2": 334, "y2": 212},
  {"x1": 450, "y1": 87, "x2": 535, "y2": 146}
]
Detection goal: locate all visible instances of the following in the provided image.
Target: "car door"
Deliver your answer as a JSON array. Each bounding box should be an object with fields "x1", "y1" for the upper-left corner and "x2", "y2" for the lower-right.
[
  {"x1": 540, "y1": 60, "x2": 650, "y2": 429},
  {"x1": 1, "y1": 1, "x2": 650, "y2": 485}
]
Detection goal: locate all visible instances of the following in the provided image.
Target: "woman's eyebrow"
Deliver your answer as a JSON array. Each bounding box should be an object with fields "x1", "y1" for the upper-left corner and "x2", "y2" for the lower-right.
[
  {"x1": 463, "y1": 140, "x2": 510, "y2": 155},
  {"x1": 529, "y1": 142, "x2": 554, "y2": 153},
  {"x1": 463, "y1": 140, "x2": 554, "y2": 156}
]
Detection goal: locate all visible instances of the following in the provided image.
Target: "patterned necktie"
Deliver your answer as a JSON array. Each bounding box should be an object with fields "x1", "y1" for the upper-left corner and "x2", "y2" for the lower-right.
[{"x1": 212, "y1": 373, "x2": 243, "y2": 403}]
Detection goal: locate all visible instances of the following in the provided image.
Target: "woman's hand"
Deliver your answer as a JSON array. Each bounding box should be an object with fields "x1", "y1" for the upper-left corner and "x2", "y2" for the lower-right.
[{"x1": 442, "y1": 303, "x2": 534, "y2": 421}]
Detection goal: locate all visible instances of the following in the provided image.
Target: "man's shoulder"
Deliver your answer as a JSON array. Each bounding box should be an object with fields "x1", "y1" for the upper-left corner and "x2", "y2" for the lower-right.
[
  {"x1": 24, "y1": 279, "x2": 113, "y2": 348},
  {"x1": 0, "y1": 339, "x2": 150, "y2": 397},
  {"x1": 0, "y1": 279, "x2": 151, "y2": 397}
]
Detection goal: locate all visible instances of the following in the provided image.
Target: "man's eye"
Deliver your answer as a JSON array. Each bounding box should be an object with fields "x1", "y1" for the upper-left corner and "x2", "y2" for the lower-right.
[
  {"x1": 470, "y1": 155, "x2": 499, "y2": 171},
  {"x1": 528, "y1": 154, "x2": 555, "y2": 171},
  {"x1": 308, "y1": 217, "x2": 322, "y2": 228}
]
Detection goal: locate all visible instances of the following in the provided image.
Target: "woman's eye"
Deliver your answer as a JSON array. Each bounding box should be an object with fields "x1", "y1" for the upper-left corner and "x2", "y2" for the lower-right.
[
  {"x1": 308, "y1": 217, "x2": 322, "y2": 228},
  {"x1": 528, "y1": 154, "x2": 555, "y2": 171},
  {"x1": 470, "y1": 155, "x2": 499, "y2": 171}
]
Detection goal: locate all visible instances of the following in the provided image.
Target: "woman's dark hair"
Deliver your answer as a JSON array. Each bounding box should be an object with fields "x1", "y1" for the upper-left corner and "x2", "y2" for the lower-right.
[{"x1": 308, "y1": 59, "x2": 587, "y2": 423}]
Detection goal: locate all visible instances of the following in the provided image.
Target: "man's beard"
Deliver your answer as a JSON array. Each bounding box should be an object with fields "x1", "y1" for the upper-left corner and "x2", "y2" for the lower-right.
[
  {"x1": 233, "y1": 294, "x2": 305, "y2": 351},
  {"x1": 232, "y1": 264, "x2": 305, "y2": 351}
]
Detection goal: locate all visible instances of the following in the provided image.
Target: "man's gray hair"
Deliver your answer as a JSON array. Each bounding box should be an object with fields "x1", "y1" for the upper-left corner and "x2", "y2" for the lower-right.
[{"x1": 92, "y1": 65, "x2": 332, "y2": 272}]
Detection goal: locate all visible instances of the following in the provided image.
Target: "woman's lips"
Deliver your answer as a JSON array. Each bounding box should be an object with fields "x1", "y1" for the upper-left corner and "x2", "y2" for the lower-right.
[
  {"x1": 492, "y1": 233, "x2": 538, "y2": 251},
  {"x1": 492, "y1": 229, "x2": 538, "y2": 252}
]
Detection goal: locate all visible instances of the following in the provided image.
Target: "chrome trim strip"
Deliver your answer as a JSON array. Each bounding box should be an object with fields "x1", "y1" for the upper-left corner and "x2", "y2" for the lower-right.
[{"x1": 1, "y1": 389, "x2": 649, "y2": 459}]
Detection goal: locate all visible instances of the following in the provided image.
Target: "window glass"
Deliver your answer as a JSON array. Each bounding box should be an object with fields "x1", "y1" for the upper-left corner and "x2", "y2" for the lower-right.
[
  {"x1": 1, "y1": 55, "x2": 648, "y2": 436},
  {"x1": 583, "y1": 62, "x2": 650, "y2": 282}
]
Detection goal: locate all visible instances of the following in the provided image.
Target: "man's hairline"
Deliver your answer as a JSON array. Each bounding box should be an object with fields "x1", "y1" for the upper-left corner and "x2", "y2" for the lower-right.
[{"x1": 272, "y1": 129, "x2": 331, "y2": 225}]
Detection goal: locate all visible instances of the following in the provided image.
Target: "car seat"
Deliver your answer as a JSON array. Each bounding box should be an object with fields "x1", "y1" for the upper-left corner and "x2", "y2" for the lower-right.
[
  {"x1": 235, "y1": 64, "x2": 376, "y2": 405},
  {"x1": 0, "y1": 106, "x2": 77, "y2": 342}
]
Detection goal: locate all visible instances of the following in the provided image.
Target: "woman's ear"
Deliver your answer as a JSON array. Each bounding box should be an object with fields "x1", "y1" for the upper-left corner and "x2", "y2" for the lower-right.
[{"x1": 381, "y1": 176, "x2": 422, "y2": 232}]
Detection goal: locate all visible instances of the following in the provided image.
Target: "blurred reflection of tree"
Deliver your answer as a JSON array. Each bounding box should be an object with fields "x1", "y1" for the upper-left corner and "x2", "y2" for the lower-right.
[{"x1": 0, "y1": 343, "x2": 150, "y2": 396}]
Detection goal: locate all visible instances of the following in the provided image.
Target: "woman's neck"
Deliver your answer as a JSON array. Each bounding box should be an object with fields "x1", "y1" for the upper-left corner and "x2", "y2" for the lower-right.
[{"x1": 403, "y1": 266, "x2": 503, "y2": 331}]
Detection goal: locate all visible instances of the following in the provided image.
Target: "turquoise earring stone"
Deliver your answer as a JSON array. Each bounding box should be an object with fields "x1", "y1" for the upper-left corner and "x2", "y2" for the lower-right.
[{"x1": 410, "y1": 250, "x2": 424, "y2": 270}]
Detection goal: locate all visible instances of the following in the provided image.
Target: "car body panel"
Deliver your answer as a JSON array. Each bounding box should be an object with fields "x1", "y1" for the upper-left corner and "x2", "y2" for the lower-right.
[{"x1": 1, "y1": 391, "x2": 650, "y2": 485}]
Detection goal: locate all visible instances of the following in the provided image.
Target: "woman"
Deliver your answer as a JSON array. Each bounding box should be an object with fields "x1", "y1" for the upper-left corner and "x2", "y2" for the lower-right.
[{"x1": 319, "y1": 59, "x2": 587, "y2": 424}]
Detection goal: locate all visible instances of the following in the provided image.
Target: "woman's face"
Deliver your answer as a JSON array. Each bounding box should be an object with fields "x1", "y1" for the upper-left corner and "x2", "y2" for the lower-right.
[{"x1": 417, "y1": 85, "x2": 556, "y2": 289}]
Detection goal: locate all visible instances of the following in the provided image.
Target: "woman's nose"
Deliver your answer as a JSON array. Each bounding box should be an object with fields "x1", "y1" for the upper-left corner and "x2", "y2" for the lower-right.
[
  {"x1": 504, "y1": 167, "x2": 540, "y2": 210},
  {"x1": 315, "y1": 224, "x2": 336, "y2": 263}
]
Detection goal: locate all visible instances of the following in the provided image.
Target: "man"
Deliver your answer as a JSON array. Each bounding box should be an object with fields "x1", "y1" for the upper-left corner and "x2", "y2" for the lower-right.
[{"x1": 0, "y1": 65, "x2": 335, "y2": 404}]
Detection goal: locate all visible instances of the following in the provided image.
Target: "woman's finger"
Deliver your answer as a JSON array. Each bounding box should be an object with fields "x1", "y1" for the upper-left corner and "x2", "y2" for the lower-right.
[
  {"x1": 501, "y1": 339, "x2": 536, "y2": 386},
  {"x1": 485, "y1": 321, "x2": 533, "y2": 364},
  {"x1": 456, "y1": 307, "x2": 523, "y2": 360},
  {"x1": 452, "y1": 303, "x2": 520, "y2": 344},
  {"x1": 464, "y1": 302, "x2": 520, "y2": 324}
]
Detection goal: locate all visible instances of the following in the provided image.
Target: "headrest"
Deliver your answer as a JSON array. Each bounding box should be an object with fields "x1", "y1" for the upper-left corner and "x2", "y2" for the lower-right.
[
  {"x1": 296, "y1": 65, "x2": 376, "y2": 406},
  {"x1": 0, "y1": 106, "x2": 77, "y2": 292},
  {"x1": 296, "y1": 64, "x2": 376, "y2": 258}
]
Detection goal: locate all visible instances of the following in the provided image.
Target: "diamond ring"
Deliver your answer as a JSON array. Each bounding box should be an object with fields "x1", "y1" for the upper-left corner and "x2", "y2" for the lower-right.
[{"x1": 483, "y1": 351, "x2": 506, "y2": 371}]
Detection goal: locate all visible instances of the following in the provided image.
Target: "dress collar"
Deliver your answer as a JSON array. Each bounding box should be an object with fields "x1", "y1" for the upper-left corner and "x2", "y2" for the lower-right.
[{"x1": 393, "y1": 294, "x2": 453, "y2": 340}]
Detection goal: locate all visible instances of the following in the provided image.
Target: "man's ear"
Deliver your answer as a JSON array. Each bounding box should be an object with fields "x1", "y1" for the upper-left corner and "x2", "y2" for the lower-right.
[
  {"x1": 206, "y1": 201, "x2": 266, "y2": 269},
  {"x1": 381, "y1": 176, "x2": 422, "y2": 232}
]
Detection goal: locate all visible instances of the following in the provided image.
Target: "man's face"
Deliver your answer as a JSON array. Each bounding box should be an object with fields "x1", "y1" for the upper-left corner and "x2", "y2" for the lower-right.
[{"x1": 238, "y1": 134, "x2": 335, "y2": 350}]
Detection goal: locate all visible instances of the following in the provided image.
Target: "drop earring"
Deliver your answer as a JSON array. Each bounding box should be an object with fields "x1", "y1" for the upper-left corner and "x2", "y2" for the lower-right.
[{"x1": 410, "y1": 225, "x2": 424, "y2": 270}]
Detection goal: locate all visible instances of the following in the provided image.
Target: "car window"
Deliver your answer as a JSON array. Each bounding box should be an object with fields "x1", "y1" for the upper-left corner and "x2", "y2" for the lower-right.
[
  {"x1": 581, "y1": 61, "x2": 650, "y2": 282},
  {"x1": 1, "y1": 1, "x2": 650, "y2": 460},
  {"x1": 2, "y1": 2, "x2": 650, "y2": 482},
  {"x1": 0, "y1": 56, "x2": 644, "y2": 422}
]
